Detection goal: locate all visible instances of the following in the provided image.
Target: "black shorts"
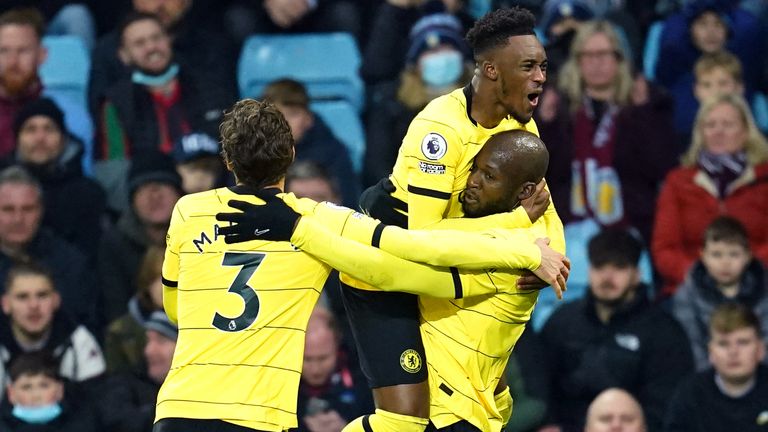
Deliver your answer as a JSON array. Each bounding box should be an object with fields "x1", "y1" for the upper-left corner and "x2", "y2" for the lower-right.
[
  {"x1": 340, "y1": 282, "x2": 427, "y2": 388},
  {"x1": 425, "y1": 420, "x2": 482, "y2": 432},
  {"x1": 153, "y1": 418, "x2": 269, "y2": 432}
]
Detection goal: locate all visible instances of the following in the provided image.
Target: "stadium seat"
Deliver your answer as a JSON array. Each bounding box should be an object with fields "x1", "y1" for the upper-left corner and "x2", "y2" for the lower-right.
[
  {"x1": 237, "y1": 32, "x2": 364, "y2": 111},
  {"x1": 642, "y1": 20, "x2": 664, "y2": 82},
  {"x1": 310, "y1": 100, "x2": 365, "y2": 173},
  {"x1": 39, "y1": 35, "x2": 94, "y2": 175},
  {"x1": 40, "y1": 35, "x2": 90, "y2": 108}
]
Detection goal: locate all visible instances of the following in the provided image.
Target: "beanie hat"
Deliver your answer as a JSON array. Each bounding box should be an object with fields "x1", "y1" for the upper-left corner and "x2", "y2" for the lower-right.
[
  {"x1": 172, "y1": 132, "x2": 221, "y2": 163},
  {"x1": 406, "y1": 13, "x2": 471, "y2": 64},
  {"x1": 127, "y1": 151, "x2": 183, "y2": 197},
  {"x1": 13, "y1": 97, "x2": 66, "y2": 138},
  {"x1": 144, "y1": 311, "x2": 178, "y2": 341},
  {"x1": 684, "y1": 0, "x2": 732, "y2": 26},
  {"x1": 540, "y1": 0, "x2": 595, "y2": 35}
]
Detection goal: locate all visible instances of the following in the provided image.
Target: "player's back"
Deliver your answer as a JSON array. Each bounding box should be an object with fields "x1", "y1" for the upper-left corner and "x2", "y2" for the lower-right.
[{"x1": 157, "y1": 187, "x2": 331, "y2": 431}]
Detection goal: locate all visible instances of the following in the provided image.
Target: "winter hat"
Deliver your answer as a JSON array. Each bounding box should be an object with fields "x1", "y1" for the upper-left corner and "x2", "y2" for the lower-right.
[
  {"x1": 127, "y1": 150, "x2": 183, "y2": 197},
  {"x1": 13, "y1": 97, "x2": 66, "y2": 137},
  {"x1": 172, "y1": 132, "x2": 220, "y2": 164},
  {"x1": 684, "y1": 0, "x2": 733, "y2": 25},
  {"x1": 406, "y1": 13, "x2": 471, "y2": 64},
  {"x1": 540, "y1": 0, "x2": 595, "y2": 35},
  {"x1": 144, "y1": 311, "x2": 178, "y2": 341}
]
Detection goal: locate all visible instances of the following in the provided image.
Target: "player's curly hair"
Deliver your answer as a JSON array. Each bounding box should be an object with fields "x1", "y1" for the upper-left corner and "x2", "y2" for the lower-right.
[
  {"x1": 219, "y1": 99, "x2": 294, "y2": 189},
  {"x1": 465, "y1": 7, "x2": 536, "y2": 58}
]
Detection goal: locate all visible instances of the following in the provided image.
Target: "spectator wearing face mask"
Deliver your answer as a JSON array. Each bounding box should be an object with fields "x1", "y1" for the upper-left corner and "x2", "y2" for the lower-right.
[
  {"x1": 0, "y1": 351, "x2": 101, "y2": 431},
  {"x1": 363, "y1": 11, "x2": 473, "y2": 187}
]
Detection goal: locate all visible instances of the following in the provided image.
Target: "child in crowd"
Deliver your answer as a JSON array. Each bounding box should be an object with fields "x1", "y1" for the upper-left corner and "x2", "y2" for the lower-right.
[
  {"x1": 672, "y1": 216, "x2": 768, "y2": 370},
  {"x1": 0, "y1": 351, "x2": 99, "y2": 431}
]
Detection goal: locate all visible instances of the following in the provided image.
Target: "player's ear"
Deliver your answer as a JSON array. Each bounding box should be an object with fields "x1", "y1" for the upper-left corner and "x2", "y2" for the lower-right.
[
  {"x1": 517, "y1": 181, "x2": 537, "y2": 201},
  {"x1": 482, "y1": 60, "x2": 498, "y2": 81}
]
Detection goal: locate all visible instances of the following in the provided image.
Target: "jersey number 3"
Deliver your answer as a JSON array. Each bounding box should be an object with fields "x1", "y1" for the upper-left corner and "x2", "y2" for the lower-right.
[{"x1": 212, "y1": 252, "x2": 264, "y2": 332}]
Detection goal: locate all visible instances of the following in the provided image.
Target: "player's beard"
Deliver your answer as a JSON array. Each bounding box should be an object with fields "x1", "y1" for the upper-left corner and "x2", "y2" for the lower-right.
[{"x1": 0, "y1": 68, "x2": 37, "y2": 98}]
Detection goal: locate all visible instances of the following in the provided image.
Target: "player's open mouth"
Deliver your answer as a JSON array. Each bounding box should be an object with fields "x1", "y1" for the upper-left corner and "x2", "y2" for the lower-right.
[{"x1": 527, "y1": 92, "x2": 540, "y2": 107}]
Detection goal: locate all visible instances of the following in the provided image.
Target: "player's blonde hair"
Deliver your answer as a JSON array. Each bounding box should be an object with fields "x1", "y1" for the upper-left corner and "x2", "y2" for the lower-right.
[
  {"x1": 557, "y1": 20, "x2": 633, "y2": 113},
  {"x1": 682, "y1": 93, "x2": 768, "y2": 167}
]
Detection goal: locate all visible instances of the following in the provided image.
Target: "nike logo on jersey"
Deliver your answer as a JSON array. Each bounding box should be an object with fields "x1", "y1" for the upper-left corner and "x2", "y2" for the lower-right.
[{"x1": 254, "y1": 228, "x2": 271, "y2": 237}]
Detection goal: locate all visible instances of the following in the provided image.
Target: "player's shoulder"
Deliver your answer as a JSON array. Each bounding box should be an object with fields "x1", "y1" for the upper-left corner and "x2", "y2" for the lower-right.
[
  {"x1": 415, "y1": 87, "x2": 468, "y2": 124},
  {"x1": 173, "y1": 189, "x2": 222, "y2": 215}
]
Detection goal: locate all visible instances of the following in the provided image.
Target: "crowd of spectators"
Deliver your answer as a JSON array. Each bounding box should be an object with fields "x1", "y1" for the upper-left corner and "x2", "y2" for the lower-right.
[{"x1": 0, "y1": 0, "x2": 766, "y2": 431}]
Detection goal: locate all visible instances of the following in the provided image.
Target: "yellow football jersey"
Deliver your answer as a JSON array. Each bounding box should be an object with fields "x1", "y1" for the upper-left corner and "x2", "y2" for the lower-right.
[
  {"x1": 158, "y1": 188, "x2": 343, "y2": 431},
  {"x1": 390, "y1": 85, "x2": 539, "y2": 229},
  {"x1": 342, "y1": 85, "x2": 565, "y2": 431}
]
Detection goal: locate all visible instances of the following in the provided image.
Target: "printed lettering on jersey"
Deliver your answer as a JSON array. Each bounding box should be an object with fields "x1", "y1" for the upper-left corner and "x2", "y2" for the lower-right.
[
  {"x1": 421, "y1": 132, "x2": 448, "y2": 160},
  {"x1": 418, "y1": 161, "x2": 446, "y2": 175}
]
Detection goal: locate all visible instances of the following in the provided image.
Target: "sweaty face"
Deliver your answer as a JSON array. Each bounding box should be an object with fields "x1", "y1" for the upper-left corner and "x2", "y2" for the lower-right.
[
  {"x1": 1, "y1": 274, "x2": 59, "y2": 339},
  {"x1": 700, "y1": 102, "x2": 747, "y2": 155},
  {"x1": 701, "y1": 240, "x2": 751, "y2": 288},
  {"x1": 578, "y1": 32, "x2": 620, "y2": 92},
  {"x1": 462, "y1": 148, "x2": 519, "y2": 218},
  {"x1": 0, "y1": 183, "x2": 42, "y2": 248},
  {"x1": 694, "y1": 68, "x2": 743, "y2": 103},
  {"x1": 588, "y1": 264, "x2": 639, "y2": 306},
  {"x1": 7, "y1": 374, "x2": 63, "y2": 407},
  {"x1": 144, "y1": 329, "x2": 176, "y2": 383},
  {"x1": 16, "y1": 116, "x2": 65, "y2": 165},
  {"x1": 121, "y1": 19, "x2": 173, "y2": 74},
  {"x1": 708, "y1": 327, "x2": 765, "y2": 383},
  {"x1": 690, "y1": 12, "x2": 727, "y2": 54},
  {"x1": 0, "y1": 24, "x2": 44, "y2": 97},
  {"x1": 492, "y1": 35, "x2": 546, "y2": 124}
]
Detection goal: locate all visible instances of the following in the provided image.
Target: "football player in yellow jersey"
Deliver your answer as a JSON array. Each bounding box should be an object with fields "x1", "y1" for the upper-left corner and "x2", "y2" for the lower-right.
[
  {"x1": 157, "y1": 101, "x2": 566, "y2": 432},
  {"x1": 343, "y1": 6, "x2": 552, "y2": 432},
  {"x1": 216, "y1": 130, "x2": 565, "y2": 432}
]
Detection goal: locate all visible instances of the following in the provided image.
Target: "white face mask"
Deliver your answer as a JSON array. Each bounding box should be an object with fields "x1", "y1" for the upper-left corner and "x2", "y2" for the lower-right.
[{"x1": 419, "y1": 50, "x2": 464, "y2": 88}]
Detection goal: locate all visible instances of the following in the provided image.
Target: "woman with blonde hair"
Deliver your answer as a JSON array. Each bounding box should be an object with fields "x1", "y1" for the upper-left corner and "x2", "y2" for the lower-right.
[
  {"x1": 536, "y1": 20, "x2": 677, "y2": 243},
  {"x1": 652, "y1": 93, "x2": 768, "y2": 297}
]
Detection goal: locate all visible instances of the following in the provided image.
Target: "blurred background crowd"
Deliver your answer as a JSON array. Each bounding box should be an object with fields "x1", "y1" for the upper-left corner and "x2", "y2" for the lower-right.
[{"x1": 0, "y1": 0, "x2": 766, "y2": 431}]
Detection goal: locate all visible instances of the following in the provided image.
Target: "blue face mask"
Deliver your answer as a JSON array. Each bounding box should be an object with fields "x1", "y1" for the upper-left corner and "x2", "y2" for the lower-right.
[
  {"x1": 12, "y1": 403, "x2": 62, "y2": 424},
  {"x1": 131, "y1": 63, "x2": 180, "y2": 87},
  {"x1": 420, "y1": 51, "x2": 464, "y2": 89}
]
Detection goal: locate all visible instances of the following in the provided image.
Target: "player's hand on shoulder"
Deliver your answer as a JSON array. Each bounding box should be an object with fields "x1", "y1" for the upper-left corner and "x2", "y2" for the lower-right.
[
  {"x1": 215, "y1": 189, "x2": 300, "y2": 244},
  {"x1": 521, "y1": 180, "x2": 549, "y2": 223}
]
